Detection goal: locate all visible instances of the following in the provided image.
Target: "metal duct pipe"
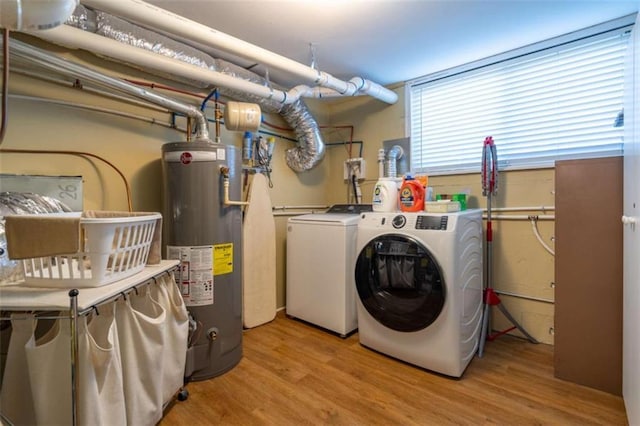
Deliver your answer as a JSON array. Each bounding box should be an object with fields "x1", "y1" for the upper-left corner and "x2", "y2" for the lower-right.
[
  {"x1": 212, "y1": 60, "x2": 325, "y2": 172},
  {"x1": 281, "y1": 100, "x2": 325, "y2": 172},
  {"x1": 385, "y1": 145, "x2": 404, "y2": 178},
  {"x1": 5, "y1": 37, "x2": 211, "y2": 141},
  {"x1": 80, "y1": 0, "x2": 398, "y2": 105},
  {"x1": 53, "y1": 7, "x2": 325, "y2": 171}
]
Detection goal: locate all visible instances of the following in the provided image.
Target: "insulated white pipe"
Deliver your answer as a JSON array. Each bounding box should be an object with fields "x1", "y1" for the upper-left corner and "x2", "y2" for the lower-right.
[
  {"x1": 32, "y1": 26, "x2": 351, "y2": 106},
  {"x1": 291, "y1": 85, "x2": 369, "y2": 100},
  {"x1": 80, "y1": 0, "x2": 398, "y2": 104},
  {"x1": 32, "y1": 25, "x2": 294, "y2": 104}
]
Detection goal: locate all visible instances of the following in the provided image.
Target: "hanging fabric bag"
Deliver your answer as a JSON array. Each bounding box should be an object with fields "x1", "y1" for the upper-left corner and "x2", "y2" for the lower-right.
[
  {"x1": 115, "y1": 288, "x2": 166, "y2": 426},
  {"x1": 81, "y1": 301, "x2": 127, "y2": 425},
  {"x1": 0, "y1": 313, "x2": 37, "y2": 425},
  {"x1": 25, "y1": 318, "x2": 73, "y2": 425},
  {"x1": 149, "y1": 272, "x2": 189, "y2": 405}
]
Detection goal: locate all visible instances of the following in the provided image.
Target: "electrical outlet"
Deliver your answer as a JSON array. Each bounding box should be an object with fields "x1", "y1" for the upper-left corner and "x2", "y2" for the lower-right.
[{"x1": 344, "y1": 157, "x2": 366, "y2": 181}]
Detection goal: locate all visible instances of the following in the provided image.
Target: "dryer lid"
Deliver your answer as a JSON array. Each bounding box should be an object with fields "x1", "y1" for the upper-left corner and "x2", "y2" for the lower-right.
[{"x1": 288, "y1": 213, "x2": 361, "y2": 225}]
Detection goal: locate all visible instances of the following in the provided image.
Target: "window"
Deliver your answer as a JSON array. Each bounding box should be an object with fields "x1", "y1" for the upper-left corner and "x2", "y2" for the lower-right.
[{"x1": 407, "y1": 15, "x2": 635, "y2": 175}]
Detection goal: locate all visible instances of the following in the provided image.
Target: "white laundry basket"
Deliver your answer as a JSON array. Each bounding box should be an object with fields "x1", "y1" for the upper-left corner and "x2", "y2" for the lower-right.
[{"x1": 5, "y1": 211, "x2": 162, "y2": 288}]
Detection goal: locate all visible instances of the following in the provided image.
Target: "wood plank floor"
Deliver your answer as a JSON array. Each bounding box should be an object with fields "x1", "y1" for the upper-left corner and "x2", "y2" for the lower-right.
[{"x1": 160, "y1": 312, "x2": 628, "y2": 425}]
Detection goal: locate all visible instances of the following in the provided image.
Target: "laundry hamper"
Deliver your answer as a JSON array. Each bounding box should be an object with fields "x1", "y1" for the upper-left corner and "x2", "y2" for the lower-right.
[
  {"x1": 0, "y1": 313, "x2": 38, "y2": 426},
  {"x1": 4, "y1": 211, "x2": 162, "y2": 288}
]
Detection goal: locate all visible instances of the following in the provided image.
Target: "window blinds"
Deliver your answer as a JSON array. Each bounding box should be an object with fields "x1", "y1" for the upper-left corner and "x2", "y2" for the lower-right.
[{"x1": 408, "y1": 22, "x2": 632, "y2": 175}]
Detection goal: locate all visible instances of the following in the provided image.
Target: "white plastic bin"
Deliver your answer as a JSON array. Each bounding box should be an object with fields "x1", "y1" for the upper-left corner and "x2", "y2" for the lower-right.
[{"x1": 5, "y1": 212, "x2": 162, "y2": 288}]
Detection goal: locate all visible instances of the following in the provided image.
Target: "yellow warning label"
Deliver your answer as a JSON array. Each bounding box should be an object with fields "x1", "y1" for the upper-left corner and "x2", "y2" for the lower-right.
[{"x1": 213, "y1": 243, "x2": 233, "y2": 276}]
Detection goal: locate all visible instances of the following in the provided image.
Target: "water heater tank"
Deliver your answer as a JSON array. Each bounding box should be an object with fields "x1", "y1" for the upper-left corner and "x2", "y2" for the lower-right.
[{"x1": 162, "y1": 141, "x2": 242, "y2": 380}]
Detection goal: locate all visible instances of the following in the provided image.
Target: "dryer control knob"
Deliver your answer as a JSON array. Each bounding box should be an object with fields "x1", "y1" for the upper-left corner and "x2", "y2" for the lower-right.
[{"x1": 392, "y1": 215, "x2": 406, "y2": 229}]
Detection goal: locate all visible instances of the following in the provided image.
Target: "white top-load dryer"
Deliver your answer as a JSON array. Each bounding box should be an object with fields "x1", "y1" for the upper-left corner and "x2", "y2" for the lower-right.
[{"x1": 286, "y1": 204, "x2": 372, "y2": 336}]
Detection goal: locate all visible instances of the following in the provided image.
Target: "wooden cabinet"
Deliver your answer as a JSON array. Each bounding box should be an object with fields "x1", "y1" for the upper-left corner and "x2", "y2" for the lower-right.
[{"x1": 554, "y1": 157, "x2": 623, "y2": 396}]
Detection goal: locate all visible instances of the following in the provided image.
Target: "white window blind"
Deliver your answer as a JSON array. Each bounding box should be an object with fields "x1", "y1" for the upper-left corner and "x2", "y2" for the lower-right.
[{"x1": 407, "y1": 20, "x2": 633, "y2": 175}]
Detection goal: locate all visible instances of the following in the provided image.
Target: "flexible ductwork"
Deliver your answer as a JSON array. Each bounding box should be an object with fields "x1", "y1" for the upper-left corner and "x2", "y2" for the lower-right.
[
  {"x1": 210, "y1": 60, "x2": 325, "y2": 171},
  {"x1": 281, "y1": 101, "x2": 325, "y2": 172},
  {"x1": 4, "y1": 37, "x2": 212, "y2": 141},
  {"x1": 385, "y1": 145, "x2": 404, "y2": 178},
  {"x1": 51, "y1": 6, "x2": 324, "y2": 171}
]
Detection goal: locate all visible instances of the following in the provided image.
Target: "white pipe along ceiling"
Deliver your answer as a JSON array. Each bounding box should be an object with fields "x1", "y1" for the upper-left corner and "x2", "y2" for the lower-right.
[
  {"x1": 40, "y1": 6, "x2": 324, "y2": 171},
  {"x1": 79, "y1": 0, "x2": 398, "y2": 105},
  {"x1": 10, "y1": 0, "x2": 397, "y2": 172},
  {"x1": 34, "y1": 25, "x2": 294, "y2": 104}
]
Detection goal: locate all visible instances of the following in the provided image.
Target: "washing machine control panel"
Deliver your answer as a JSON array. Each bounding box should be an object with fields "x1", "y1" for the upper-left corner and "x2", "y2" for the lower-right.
[
  {"x1": 416, "y1": 215, "x2": 449, "y2": 230},
  {"x1": 391, "y1": 215, "x2": 407, "y2": 229},
  {"x1": 363, "y1": 213, "x2": 450, "y2": 230}
]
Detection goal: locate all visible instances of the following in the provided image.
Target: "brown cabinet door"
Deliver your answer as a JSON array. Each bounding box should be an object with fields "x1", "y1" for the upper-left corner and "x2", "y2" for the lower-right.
[{"x1": 554, "y1": 157, "x2": 623, "y2": 396}]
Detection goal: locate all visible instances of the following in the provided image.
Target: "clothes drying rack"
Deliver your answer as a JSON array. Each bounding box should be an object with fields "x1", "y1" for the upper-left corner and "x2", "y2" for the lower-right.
[{"x1": 0, "y1": 260, "x2": 184, "y2": 426}]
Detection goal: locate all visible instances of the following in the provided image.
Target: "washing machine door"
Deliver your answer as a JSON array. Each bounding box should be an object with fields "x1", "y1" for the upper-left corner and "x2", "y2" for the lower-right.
[{"x1": 355, "y1": 234, "x2": 445, "y2": 332}]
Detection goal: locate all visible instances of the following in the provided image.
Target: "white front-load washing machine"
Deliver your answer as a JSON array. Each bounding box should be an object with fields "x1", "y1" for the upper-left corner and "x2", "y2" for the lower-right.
[{"x1": 354, "y1": 210, "x2": 483, "y2": 377}]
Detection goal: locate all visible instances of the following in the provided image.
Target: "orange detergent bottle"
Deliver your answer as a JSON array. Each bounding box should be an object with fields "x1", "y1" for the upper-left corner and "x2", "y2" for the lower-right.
[{"x1": 398, "y1": 175, "x2": 425, "y2": 212}]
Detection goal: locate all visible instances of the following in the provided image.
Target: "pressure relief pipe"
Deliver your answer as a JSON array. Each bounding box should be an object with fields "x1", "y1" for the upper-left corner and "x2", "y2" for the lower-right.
[{"x1": 220, "y1": 166, "x2": 249, "y2": 206}]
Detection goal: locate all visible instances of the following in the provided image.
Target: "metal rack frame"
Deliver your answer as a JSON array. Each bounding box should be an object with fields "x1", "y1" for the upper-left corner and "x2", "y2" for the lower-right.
[{"x1": 0, "y1": 260, "x2": 181, "y2": 426}]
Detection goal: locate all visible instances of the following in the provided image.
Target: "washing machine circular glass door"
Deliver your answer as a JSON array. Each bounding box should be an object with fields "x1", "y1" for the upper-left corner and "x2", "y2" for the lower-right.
[{"x1": 355, "y1": 234, "x2": 445, "y2": 332}]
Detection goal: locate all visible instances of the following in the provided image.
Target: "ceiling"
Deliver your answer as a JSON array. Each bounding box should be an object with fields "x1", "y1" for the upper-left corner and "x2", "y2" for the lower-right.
[{"x1": 144, "y1": 0, "x2": 639, "y2": 90}]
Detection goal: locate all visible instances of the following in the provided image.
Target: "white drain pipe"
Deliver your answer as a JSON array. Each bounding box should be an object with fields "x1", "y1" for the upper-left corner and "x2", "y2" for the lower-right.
[
  {"x1": 32, "y1": 25, "x2": 295, "y2": 104},
  {"x1": 32, "y1": 25, "x2": 365, "y2": 107},
  {"x1": 80, "y1": 0, "x2": 398, "y2": 104}
]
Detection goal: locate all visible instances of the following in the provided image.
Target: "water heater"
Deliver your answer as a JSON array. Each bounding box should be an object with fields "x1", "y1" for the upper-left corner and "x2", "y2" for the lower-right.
[{"x1": 162, "y1": 141, "x2": 242, "y2": 380}]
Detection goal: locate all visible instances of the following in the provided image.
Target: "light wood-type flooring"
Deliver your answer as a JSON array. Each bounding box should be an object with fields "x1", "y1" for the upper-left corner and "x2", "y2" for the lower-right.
[{"x1": 160, "y1": 312, "x2": 627, "y2": 425}]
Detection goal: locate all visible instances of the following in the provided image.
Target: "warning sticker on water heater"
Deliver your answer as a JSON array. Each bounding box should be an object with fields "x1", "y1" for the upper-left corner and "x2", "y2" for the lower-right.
[
  {"x1": 213, "y1": 243, "x2": 233, "y2": 275},
  {"x1": 167, "y1": 245, "x2": 214, "y2": 307}
]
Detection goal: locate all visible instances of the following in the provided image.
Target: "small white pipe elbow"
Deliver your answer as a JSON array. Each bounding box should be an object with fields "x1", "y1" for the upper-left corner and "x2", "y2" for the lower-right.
[{"x1": 220, "y1": 167, "x2": 249, "y2": 206}]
